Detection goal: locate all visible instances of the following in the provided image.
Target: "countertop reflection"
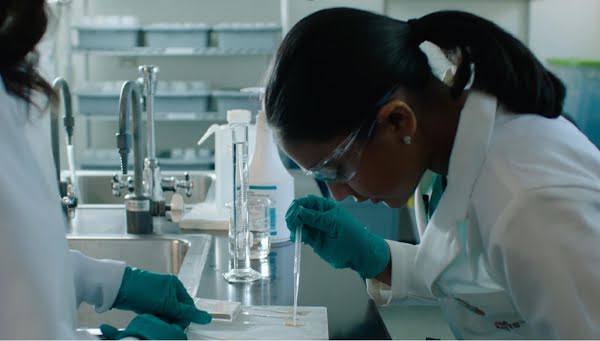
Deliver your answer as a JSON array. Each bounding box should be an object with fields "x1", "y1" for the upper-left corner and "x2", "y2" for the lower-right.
[{"x1": 197, "y1": 231, "x2": 391, "y2": 340}]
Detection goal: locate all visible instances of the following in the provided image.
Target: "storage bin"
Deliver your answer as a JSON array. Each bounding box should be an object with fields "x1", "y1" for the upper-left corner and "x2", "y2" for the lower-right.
[
  {"x1": 155, "y1": 81, "x2": 211, "y2": 113},
  {"x1": 213, "y1": 89, "x2": 260, "y2": 113},
  {"x1": 155, "y1": 92, "x2": 210, "y2": 113},
  {"x1": 79, "y1": 149, "x2": 213, "y2": 171},
  {"x1": 78, "y1": 81, "x2": 211, "y2": 115},
  {"x1": 144, "y1": 23, "x2": 210, "y2": 48},
  {"x1": 76, "y1": 82, "x2": 123, "y2": 115},
  {"x1": 75, "y1": 16, "x2": 141, "y2": 49},
  {"x1": 213, "y1": 22, "x2": 281, "y2": 50},
  {"x1": 548, "y1": 59, "x2": 600, "y2": 148}
]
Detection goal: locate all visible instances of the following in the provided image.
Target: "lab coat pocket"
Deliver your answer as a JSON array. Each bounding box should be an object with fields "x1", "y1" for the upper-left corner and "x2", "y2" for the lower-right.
[
  {"x1": 433, "y1": 220, "x2": 530, "y2": 339},
  {"x1": 438, "y1": 290, "x2": 529, "y2": 339}
]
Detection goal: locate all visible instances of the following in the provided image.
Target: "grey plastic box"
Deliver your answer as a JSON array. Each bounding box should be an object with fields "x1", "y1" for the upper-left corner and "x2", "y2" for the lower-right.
[
  {"x1": 77, "y1": 82, "x2": 211, "y2": 115},
  {"x1": 213, "y1": 22, "x2": 281, "y2": 50},
  {"x1": 78, "y1": 92, "x2": 210, "y2": 115},
  {"x1": 75, "y1": 16, "x2": 141, "y2": 50},
  {"x1": 155, "y1": 91, "x2": 210, "y2": 113},
  {"x1": 77, "y1": 92, "x2": 120, "y2": 115},
  {"x1": 76, "y1": 27, "x2": 140, "y2": 49},
  {"x1": 144, "y1": 23, "x2": 210, "y2": 48},
  {"x1": 76, "y1": 81, "x2": 123, "y2": 115},
  {"x1": 213, "y1": 90, "x2": 260, "y2": 113}
]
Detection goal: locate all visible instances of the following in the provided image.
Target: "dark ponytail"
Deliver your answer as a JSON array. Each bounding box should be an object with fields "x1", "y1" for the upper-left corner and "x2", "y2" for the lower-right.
[
  {"x1": 0, "y1": 0, "x2": 55, "y2": 105},
  {"x1": 410, "y1": 11, "x2": 565, "y2": 118},
  {"x1": 266, "y1": 8, "x2": 565, "y2": 143}
]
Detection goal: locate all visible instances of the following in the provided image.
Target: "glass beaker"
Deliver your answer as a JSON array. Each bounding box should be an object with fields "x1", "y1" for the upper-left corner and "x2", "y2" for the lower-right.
[{"x1": 226, "y1": 196, "x2": 271, "y2": 260}]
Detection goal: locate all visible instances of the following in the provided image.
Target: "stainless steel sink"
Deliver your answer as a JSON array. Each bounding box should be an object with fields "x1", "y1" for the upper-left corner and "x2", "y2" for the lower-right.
[
  {"x1": 68, "y1": 237, "x2": 189, "y2": 274},
  {"x1": 65, "y1": 170, "x2": 214, "y2": 205},
  {"x1": 68, "y1": 234, "x2": 211, "y2": 330}
]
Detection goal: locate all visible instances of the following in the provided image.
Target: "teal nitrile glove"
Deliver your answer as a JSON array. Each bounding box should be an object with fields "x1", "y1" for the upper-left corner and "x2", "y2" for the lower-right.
[
  {"x1": 112, "y1": 267, "x2": 212, "y2": 329},
  {"x1": 285, "y1": 195, "x2": 390, "y2": 279},
  {"x1": 100, "y1": 314, "x2": 187, "y2": 340}
]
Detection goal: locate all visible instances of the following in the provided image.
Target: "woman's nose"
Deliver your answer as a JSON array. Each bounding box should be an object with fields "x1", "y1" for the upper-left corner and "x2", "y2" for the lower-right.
[{"x1": 326, "y1": 182, "x2": 366, "y2": 202}]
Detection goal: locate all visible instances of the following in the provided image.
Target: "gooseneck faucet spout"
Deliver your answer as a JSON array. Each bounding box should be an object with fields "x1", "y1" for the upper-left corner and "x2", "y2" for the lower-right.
[
  {"x1": 117, "y1": 81, "x2": 153, "y2": 234},
  {"x1": 51, "y1": 77, "x2": 77, "y2": 219}
]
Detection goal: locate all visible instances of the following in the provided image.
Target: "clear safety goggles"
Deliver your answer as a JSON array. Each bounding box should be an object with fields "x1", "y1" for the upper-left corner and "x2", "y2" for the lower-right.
[
  {"x1": 302, "y1": 118, "x2": 378, "y2": 183},
  {"x1": 301, "y1": 85, "x2": 400, "y2": 183}
]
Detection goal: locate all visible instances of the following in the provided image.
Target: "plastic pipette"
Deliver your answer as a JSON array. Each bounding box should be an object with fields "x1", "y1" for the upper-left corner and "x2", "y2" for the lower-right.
[{"x1": 293, "y1": 225, "x2": 302, "y2": 324}]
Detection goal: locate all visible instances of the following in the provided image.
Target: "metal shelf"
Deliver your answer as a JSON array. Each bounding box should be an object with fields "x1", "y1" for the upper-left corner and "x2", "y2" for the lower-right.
[
  {"x1": 79, "y1": 157, "x2": 214, "y2": 171},
  {"x1": 79, "y1": 112, "x2": 226, "y2": 122},
  {"x1": 73, "y1": 46, "x2": 274, "y2": 57},
  {"x1": 79, "y1": 150, "x2": 214, "y2": 171}
]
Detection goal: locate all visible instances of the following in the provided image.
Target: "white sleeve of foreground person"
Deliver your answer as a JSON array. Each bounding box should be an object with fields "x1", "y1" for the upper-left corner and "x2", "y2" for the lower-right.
[
  {"x1": 0, "y1": 90, "x2": 79, "y2": 338},
  {"x1": 366, "y1": 241, "x2": 436, "y2": 305},
  {"x1": 0, "y1": 82, "x2": 126, "y2": 339},
  {"x1": 70, "y1": 250, "x2": 126, "y2": 313}
]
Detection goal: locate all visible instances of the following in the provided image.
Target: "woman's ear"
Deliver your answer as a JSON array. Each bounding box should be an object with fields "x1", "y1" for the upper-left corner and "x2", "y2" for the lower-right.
[{"x1": 376, "y1": 99, "x2": 417, "y2": 143}]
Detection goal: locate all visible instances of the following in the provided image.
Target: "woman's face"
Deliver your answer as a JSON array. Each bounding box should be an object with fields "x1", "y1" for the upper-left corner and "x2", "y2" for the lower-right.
[{"x1": 281, "y1": 99, "x2": 430, "y2": 208}]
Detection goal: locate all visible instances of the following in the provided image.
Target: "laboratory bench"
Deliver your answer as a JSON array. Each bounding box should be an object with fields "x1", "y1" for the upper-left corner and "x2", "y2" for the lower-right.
[
  {"x1": 66, "y1": 169, "x2": 452, "y2": 339},
  {"x1": 68, "y1": 206, "x2": 391, "y2": 339},
  {"x1": 197, "y1": 231, "x2": 391, "y2": 339},
  {"x1": 182, "y1": 230, "x2": 453, "y2": 340}
]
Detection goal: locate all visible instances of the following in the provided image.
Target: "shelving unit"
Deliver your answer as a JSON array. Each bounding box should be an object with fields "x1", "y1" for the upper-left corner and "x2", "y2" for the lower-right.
[
  {"x1": 66, "y1": 0, "x2": 281, "y2": 171},
  {"x1": 80, "y1": 111, "x2": 226, "y2": 121},
  {"x1": 73, "y1": 47, "x2": 274, "y2": 57}
]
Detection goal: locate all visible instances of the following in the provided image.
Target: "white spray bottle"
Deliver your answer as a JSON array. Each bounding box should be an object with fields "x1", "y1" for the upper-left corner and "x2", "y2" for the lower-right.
[
  {"x1": 246, "y1": 88, "x2": 295, "y2": 243},
  {"x1": 197, "y1": 116, "x2": 255, "y2": 219}
]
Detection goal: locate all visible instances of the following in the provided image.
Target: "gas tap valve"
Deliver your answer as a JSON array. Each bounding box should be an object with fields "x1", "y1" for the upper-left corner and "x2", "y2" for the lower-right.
[{"x1": 161, "y1": 172, "x2": 194, "y2": 197}]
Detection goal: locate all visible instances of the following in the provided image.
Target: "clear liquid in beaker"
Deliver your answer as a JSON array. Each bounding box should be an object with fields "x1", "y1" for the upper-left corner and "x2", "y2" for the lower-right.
[{"x1": 227, "y1": 197, "x2": 271, "y2": 260}]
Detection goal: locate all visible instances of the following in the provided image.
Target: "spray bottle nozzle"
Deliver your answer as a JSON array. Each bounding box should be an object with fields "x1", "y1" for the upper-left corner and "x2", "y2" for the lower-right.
[{"x1": 197, "y1": 124, "x2": 220, "y2": 147}]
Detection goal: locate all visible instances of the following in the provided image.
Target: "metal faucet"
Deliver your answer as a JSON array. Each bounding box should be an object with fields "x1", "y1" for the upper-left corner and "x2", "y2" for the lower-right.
[
  {"x1": 116, "y1": 81, "x2": 153, "y2": 234},
  {"x1": 50, "y1": 77, "x2": 78, "y2": 219},
  {"x1": 139, "y1": 65, "x2": 166, "y2": 216},
  {"x1": 138, "y1": 65, "x2": 194, "y2": 216}
]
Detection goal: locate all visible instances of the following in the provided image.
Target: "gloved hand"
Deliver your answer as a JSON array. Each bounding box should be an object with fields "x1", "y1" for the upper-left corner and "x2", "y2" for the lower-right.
[
  {"x1": 285, "y1": 195, "x2": 390, "y2": 279},
  {"x1": 112, "y1": 267, "x2": 212, "y2": 329},
  {"x1": 100, "y1": 314, "x2": 187, "y2": 340}
]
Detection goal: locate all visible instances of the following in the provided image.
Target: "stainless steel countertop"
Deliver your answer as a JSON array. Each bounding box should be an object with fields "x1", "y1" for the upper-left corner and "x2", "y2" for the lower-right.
[
  {"x1": 198, "y1": 231, "x2": 391, "y2": 339},
  {"x1": 69, "y1": 203, "x2": 390, "y2": 339}
]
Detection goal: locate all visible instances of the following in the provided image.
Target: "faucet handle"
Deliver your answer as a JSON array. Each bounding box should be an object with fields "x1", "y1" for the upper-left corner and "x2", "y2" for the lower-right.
[
  {"x1": 178, "y1": 172, "x2": 194, "y2": 198},
  {"x1": 61, "y1": 179, "x2": 78, "y2": 219},
  {"x1": 126, "y1": 176, "x2": 135, "y2": 193},
  {"x1": 160, "y1": 173, "x2": 193, "y2": 197},
  {"x1": 111, "y1": 173, "x2": 126, "y2": 197}
]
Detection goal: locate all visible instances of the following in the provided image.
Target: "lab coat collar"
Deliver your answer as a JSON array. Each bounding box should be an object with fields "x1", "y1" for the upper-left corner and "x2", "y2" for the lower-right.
[{"x1": 416, "y1": 90, "x2": 498, "y2": 291}]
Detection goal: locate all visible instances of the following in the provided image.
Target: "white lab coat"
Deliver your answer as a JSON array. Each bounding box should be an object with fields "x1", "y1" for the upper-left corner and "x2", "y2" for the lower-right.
[
  {"x1": 367, "y1": 90, "x2": 600, "y2": 339},
  {"x1": 0, "y1": 78, "x2": 126, "y2": 339}
]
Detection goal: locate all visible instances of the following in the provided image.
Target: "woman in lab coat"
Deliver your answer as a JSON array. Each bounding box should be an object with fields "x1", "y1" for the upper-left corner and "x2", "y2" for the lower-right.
[
  {"x1": 272, "y1": 8, "x2": 600, "y2": 339},
  {"x1": 0, "y1": 1, "x2": 210, "y2": 339}
]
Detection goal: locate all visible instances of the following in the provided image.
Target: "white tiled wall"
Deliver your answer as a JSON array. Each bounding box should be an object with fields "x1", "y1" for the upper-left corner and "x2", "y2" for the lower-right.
[{"x1": 529, "y1": 0, "x2": 600, "y2": 61}]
